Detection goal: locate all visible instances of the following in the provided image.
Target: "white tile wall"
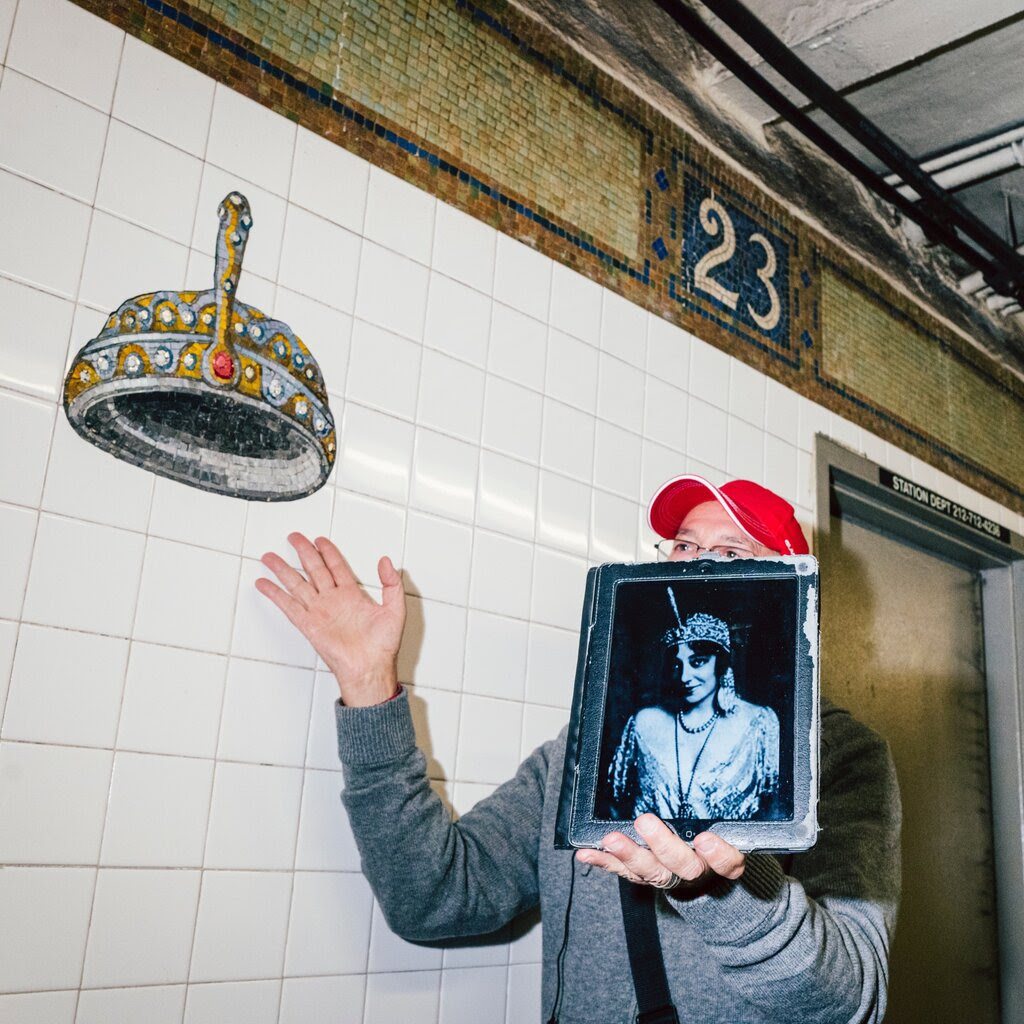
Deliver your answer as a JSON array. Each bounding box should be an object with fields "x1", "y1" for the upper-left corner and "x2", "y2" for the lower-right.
[
  {"x1": 0, "y1": 742, "x2": 111, "y2": 863},
  {"x1": 184, "y1": 980, "x2": 280, "y2": 1024},
  {"x1": 397, "y1": 595, "x2": 468, "y2": 691},
  {"x1": 487, "y1": 301, "x2": 547, "y2": 390},
  {"x1": 76, "y1": 984, "x2": 187, "y2": 1024},
  {"x1": 113, "y1": 35, "x2": 214, "y2": 153},
  {"x1": 0, "y1": 389, "x2": 54, "y2": 507},
  {"x1": 190, "y1": 871, "x2": 292, "y2": 981},
  {"x1": 279, "y1": 204, "x2": 361, "y2": 309},
  {"x1": 80, "y1": 209, "x2": 190, "y2": 312},
  {"x1": 290, "y1": 126, "x2": 369, "y2": 233},
  {"x1": 417, "y1": 349, "x2": 486, "y2": 442},
  {"x1": 0, "y1": 277, "x2": 75, "y2": 400},
  {"x1": 279, "y1": 975, "x2": 366, "y2": 1024},
  {"x1": 204, "y1": 762, "x2": 303, "y2": 870},
  {"x1": 41, "y1": 412, "x2": 153, "y2": 531},
  {"x1": 286, "y1": 872, "x2": 374, "y2": 974},
  {"x1": 96, "y1": 120, "x2": 203, "y2": 243},
  {"x1": 294, "y1": 769, "x2": 362, "y2": 871},
  {"x1": 367, "y1": 901, "x2": 442, "y2": 973},
  {"x1": 601, "y1": 287, "x2": 648, "y2": 368},
  {"x1": 0, "y1": 69, "x2": 108, "y2": 202},
  {"x1": 117, "y1": 642, "x2": 227, "y2": 758},
  {"x1": 355, "y1": 241, "x2": 430, "y2": 340},
  {"x1": 0, "y1": 170, "x2": 92, "y2": 298},
  {"x1": 99, "y1": 751, "x2": 214, "y2": 866},
  {"x1": 463, "y1": 610, "x2": 529, "y2": 701},
  {"x1": 0, "y1": 620, "x2": 17, "y2": 721},
  {"x1": 432, "y1": 203, "x2": 496, "y2": 295},
  {"x1": 439, "y1": 965, "x2": 508, "y2": 1024},
  {"x1": 0, "y1": 990, "x2": 78, "y2": 1024},
  {"x1": 207, "y1": 85, "x2": 296, "y2": 196},
  {"x1": 364, "y1": 970, "x2": 441, "y2": 1024},
  {"x1": 134, "y1": 537, "x2": 240, "y2": 654},
  {"x1": 2, "y1": 624, "x2": 128, "y2": 746},
  {"x1": 82, "y1": 868, "x2": 200, "y2": 987},
  {"x1": 364, "y1": 165, "x2": 436, "y2": 264},
  {"x1": 2, "y1": 8, "x2": 1019, "y2": 1020},
  {"x1": 545, "y1": 329, "x2": 598, "y2": 413},
  {"x1": 424, "y1": 271, "x2": 492, "y2": 366},
  {"x1": 6, "y1": 0, "x2": 122, "y2": 112},
  {"x1": 347, "y1": 318, "x2": 422, "y2": 418},
  {"x1": 0, "y1": 503, "x2": 36, "y2": 620},
  {"x1": 0, "y1": 0, "x2": 17, "y2": 66},
  {"x1": 0, "y1": 867, "x2": 95, "y2": 993}
]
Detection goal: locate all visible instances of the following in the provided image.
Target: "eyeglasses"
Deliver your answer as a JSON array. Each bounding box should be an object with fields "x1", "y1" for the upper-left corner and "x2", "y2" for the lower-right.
[{"x1": 654, "y1": 539, "x2": 757, "y2": 561}]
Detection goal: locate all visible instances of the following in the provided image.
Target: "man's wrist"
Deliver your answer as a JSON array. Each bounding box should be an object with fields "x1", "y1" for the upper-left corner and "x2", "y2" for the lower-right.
[{"x1": 333, "y1": 666, "x2": 400, "y2": 707}]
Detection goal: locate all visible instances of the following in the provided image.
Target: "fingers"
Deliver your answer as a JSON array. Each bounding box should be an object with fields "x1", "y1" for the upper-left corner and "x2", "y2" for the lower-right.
[
  {"x1": 634, "y1": 815, "x2": 707, "y2": 882},
  {"x1": 289, "y1": 533, "x2": 335, "y2": 593},
  {"x1": 259, "y1": 551, "x2": 318, "y2": 606},
  {"x1": 576, "y1": 832, "x2": 678, "y2": 888},
  {"x1": 693, "y1": 832, "x2": 746, "y2": 880},
  {"x1": 254, "y1": 576, "x2": 309, "y2": 631},
  {"x1": 378, "y1": 556, "x2": 406, "y2": 613},
  {"x1": 313, "y1": 536, "x2": 359, "y2": 588},
  {"x1": 575, "y1": 816, "x2": 747, "y2": 893}
]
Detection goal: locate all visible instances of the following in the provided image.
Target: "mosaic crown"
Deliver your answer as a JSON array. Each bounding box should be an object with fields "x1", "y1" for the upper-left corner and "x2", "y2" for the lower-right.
[
  {"x1": 63, "y1": 193, "x2": 336, "y2": 501},
  {"x1": 661, "y1": 612, "x2": 731, "y2": 651}
]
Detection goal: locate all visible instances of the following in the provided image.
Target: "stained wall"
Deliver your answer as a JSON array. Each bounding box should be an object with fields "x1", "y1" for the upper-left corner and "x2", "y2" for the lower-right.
[{"x1": 0, "y1": 1, "x2": 1021, "y2": 1022}]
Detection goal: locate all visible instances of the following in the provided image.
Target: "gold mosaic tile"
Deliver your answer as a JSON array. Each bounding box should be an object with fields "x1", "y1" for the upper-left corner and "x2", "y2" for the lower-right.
[
  {"x1": 192, "y1": 0, "x2": 643, "y2": 256},
  {"x1": 821, "y1": 266, "x2": 1024, "y2": 494}
]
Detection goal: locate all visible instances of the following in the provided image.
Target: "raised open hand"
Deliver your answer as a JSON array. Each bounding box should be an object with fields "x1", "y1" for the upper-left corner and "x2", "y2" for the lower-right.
[{"x1": 256, "y1": 533, "x2": 405, "y2": 706}]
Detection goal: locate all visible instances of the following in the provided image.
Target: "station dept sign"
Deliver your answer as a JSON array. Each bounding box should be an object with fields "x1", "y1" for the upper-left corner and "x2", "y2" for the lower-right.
[{"x1": 880, "y1": 469, "x2": 1010, "y2": 544}]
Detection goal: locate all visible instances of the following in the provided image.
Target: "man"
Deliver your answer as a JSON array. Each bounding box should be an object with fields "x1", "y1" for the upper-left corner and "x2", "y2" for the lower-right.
[{"x1": 257, "y1": 475, "x2": 901, "y2": 1024}]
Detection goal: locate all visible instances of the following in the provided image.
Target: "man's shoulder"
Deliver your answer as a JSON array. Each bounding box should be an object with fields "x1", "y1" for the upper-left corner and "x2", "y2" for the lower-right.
[{"x1": 820, "y1": 697, "x2": 893, "y2": 771}]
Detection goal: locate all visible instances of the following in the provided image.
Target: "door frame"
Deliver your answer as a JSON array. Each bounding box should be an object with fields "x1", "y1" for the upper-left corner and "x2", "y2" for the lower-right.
[{"x1": 815, "y1": 435, "x2": 1024, "y2": 1023}]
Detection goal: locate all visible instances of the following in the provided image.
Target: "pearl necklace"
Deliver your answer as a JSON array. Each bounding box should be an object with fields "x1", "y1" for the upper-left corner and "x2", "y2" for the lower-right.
[{"x1": 677, "y1": 709, "x2": 719, "y2": 734}]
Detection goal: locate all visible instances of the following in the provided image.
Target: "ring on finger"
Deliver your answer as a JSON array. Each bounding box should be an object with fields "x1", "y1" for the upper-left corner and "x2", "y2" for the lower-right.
[{"x1": 652, "y1": 872, "x2": 682, "y2": 891}]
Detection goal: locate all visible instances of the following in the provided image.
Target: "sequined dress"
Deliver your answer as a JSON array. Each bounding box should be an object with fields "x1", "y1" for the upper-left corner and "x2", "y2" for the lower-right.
[{"x1": 609, "y1": 699, "x2": 780, "y2": 820}]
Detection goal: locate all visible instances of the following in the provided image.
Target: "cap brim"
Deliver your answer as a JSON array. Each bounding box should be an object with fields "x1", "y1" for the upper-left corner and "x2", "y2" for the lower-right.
[{"x1": 647, "y1": 474, "x2": 760, "y2": 547}]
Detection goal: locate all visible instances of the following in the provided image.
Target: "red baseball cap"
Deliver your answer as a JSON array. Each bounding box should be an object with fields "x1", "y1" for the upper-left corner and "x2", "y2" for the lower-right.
[{"x1": 648, "y1": 475, "x2": 809, "y2": 556}]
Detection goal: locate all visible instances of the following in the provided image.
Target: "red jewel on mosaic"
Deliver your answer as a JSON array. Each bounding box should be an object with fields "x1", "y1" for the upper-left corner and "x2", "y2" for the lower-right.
[{"x1": 212, "y1": 350, "x2": 234, "y2": 379}]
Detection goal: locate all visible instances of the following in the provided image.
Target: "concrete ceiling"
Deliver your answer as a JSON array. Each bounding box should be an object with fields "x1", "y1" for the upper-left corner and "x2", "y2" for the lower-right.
[
  {"x1": 705, "y1": 0, "x2": 1024, "y2": 245},
  {"x1": 512, "y1": 0, "x2": 1024, "y2": 369}
]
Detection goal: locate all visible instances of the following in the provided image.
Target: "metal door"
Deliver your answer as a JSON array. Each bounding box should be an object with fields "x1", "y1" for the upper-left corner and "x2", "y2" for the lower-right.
[{"x1": 819, "y1": 514, "x2": 1001, "y2": 1023}]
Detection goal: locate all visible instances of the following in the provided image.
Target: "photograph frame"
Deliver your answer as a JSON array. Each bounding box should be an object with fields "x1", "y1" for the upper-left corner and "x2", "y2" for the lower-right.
[{"x1": 554, "y1": 556, "x2": 820, "y2": 853}]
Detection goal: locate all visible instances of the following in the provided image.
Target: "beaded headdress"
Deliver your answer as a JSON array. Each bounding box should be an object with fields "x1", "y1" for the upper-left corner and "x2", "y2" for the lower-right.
[
  {"x1": 63, "y1": 193, "x2": 336, "y2": 501},
  {"x1": 661, "y1": 588, "x2": 731, "y2": 650}
]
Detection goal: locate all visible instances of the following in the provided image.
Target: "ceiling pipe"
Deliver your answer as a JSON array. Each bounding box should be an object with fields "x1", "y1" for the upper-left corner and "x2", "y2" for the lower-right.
[
  {"x1": 960, "y1": 243, "x2": 1024, "y2": 296},
  {"x1": 663, "y1": 0, "x2": 1024, "y2": 302},
  {"x1": 895, "y1": 124, "x2": 1024, "y2": 177},
  {"x1": 886, "y1": 137, "x2": 1024, "y2": 201}
]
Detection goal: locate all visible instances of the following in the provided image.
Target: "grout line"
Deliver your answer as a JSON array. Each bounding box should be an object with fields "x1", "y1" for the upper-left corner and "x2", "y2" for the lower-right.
[{"x1": 274, "y1": 663, "x2": 317, "y2": 1022}]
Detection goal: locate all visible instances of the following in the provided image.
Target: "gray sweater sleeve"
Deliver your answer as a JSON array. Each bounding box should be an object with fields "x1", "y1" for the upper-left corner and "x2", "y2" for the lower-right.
[
  {"x1": 336, "y1": 690, "x2": 545, "y2": 940},
  {"x1": 667, "y1": 704, "x2": 902, "y2": 1024}
]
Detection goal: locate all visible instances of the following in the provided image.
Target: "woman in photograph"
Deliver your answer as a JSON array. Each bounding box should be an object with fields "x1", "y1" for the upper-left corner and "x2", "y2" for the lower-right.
[{"x1": 609, "y1": 608, "x2": 780, "y2": 821}]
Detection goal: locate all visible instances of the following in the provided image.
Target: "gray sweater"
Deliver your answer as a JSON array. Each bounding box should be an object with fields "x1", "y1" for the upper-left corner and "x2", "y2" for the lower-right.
[{"x1": 337, "y1": 693, "x2": 900, "y2": 1024}]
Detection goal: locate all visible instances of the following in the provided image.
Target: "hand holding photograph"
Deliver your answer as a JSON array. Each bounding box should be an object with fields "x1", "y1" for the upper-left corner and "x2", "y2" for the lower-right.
[{"x1": 555, "y1": 556, "x2": 819, "y2": 853}]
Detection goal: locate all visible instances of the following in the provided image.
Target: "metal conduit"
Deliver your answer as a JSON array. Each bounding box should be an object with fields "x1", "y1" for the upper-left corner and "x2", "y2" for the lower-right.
[{"x1": 651, "y1": 0, "x2": 1024, "y2": 307}]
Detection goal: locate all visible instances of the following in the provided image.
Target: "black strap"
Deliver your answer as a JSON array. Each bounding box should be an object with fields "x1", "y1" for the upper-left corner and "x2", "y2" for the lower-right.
[{"x1": 618, "y1": 877, "x2": 680, "y2": 1024}]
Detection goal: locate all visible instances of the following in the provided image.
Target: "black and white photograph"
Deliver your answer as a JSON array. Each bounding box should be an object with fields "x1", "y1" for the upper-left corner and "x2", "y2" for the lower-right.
[{"x1": 555, "y1": 556, "x2": 819, "y2": 853}]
